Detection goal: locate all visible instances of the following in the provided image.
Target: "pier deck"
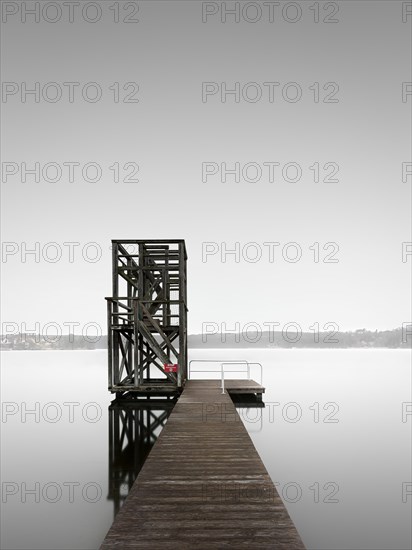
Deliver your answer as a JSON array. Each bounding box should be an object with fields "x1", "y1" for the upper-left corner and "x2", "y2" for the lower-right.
[{"x1": 100, "y1": 379, "x2": 305, "y2": 549}]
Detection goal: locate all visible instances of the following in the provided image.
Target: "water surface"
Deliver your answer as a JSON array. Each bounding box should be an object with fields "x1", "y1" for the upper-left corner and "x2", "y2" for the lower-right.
[{"x1": 1, "y1": 349, "x2": 411, "y2": 550}]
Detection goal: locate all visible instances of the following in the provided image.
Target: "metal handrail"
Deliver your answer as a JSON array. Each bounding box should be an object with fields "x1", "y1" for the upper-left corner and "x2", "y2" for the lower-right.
[
  {"x1": 220, "y1": 362, "x2": 246, "y2": 394},
  {"x1": 188, "y1": 359, "x2": 265, "y2": 395},
  {"x1": 188, "y1": 359, "x2": 263, "y2": 385},
  {"x1": 188, "y1": 359, "x2": 249, "y2": 379}
]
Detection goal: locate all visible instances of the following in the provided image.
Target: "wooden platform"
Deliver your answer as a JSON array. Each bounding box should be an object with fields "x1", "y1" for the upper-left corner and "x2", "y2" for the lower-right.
[
  {"x1": 110, "y1": 378, "x2": 265, "y2": 398},
  {"x1": 205, "y1": 378, "x2": 265, "y2": 396},
  {"x1": 100, "y1": 380, "x2": 305, "y2": 549}
]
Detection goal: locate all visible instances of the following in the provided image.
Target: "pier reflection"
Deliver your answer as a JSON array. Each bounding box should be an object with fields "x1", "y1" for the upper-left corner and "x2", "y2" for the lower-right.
[{"x1": 107, "y1": 398, "x2": 176, "y2": 518}]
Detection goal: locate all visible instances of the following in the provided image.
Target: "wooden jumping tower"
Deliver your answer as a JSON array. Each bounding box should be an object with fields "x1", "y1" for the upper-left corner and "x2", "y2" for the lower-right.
[{"x1": 106, "y1": 240, "x2": 188, "y2": 397}]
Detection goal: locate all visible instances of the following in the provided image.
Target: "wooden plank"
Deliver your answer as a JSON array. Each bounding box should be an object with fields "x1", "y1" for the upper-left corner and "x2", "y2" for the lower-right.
[{"x1": 100, "y1": 380, "x2": 305, "y2": 549}]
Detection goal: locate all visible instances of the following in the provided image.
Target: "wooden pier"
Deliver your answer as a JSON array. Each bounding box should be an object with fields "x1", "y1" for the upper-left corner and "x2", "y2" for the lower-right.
[{"x1": 100, "y1": 380, "x2": 305, "y2": 549}]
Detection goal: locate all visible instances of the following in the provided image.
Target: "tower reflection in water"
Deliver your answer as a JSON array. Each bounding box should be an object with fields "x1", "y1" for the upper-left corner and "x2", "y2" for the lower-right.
[{"x1": 107, "y1": 397, "x2": 176, "y2": 518}]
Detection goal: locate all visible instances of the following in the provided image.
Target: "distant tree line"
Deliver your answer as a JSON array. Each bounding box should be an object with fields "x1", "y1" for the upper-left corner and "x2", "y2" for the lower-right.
[
  {"x1": 1, "y1": 328, "x2": 411, "y2": 350},
  {"x1": 188, "y1": 328, "x2": 411, "y2": 349},
  {"x1": 1, "y1": 334, "x2": 108, "y2": 350}
]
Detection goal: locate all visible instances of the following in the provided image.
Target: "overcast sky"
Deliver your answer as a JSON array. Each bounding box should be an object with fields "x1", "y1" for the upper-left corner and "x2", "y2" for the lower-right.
[{"x1": 1, "y1": 0, "x2": 411, "y2": 335}]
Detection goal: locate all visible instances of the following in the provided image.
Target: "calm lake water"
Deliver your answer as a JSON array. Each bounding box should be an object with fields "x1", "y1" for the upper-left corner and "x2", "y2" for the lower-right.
[{"x1": 1, "y1": 349, "x2": 411, "y2": 550}]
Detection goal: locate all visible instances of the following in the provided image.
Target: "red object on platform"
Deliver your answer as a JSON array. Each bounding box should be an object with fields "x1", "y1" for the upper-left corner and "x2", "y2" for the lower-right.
[{"x1": 164, "y1": 363, "x2": 178, "y2": 373}]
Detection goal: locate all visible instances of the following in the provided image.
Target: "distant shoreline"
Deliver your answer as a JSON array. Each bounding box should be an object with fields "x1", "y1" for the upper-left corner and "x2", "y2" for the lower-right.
[
  {"x1": 1, "y1": 328, "x2": 411, "y2": 350},
  {"x1": 1, "y1": 347, "x2": 411, "y2": 352}
]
